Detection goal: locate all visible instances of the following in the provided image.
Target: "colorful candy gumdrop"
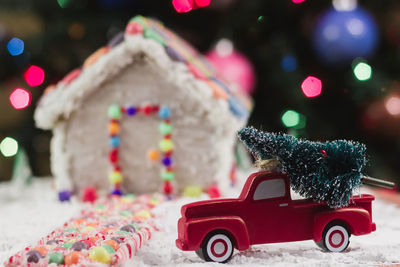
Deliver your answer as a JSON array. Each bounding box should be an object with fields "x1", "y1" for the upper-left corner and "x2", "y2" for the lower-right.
[
  {"x1": 72, "y1": 241, "x2": 89, "y2": 251},
  {"x1": 103, "y1": 240, "x2": 120, "y2": 251},
  {"x1": 82, "y1": 187, "x2": 98, "y2": 203},
  {"x1": 26, "y1": 250, "x2": 42, "y2": 263},
  {"x1": 89, "y1": 246, "x2": 111, "y2": 264},
  {"x1": 48, "y1": 252, "x2": 64, "y2": 265},
  {"x1": 207, "y1": 185, "x2": 221, "y2": 198},
  {"x1": 65, "y1": 251, "x2": 83, "y2": 266}
]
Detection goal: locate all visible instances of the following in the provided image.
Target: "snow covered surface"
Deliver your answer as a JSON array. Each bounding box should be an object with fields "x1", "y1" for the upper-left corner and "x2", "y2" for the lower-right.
[{"x1": 1, "y1": 178, "x2": 400, "y2": 267}]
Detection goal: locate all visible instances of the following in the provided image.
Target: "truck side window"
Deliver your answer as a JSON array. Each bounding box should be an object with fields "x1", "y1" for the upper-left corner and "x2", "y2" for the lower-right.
[{"x1": 253, "y1": 179, "x2": 286, "y2": 201}]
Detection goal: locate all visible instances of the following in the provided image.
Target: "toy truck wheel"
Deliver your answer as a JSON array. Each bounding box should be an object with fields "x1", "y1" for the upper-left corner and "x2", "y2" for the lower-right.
[
  {"x1": 200, "y1": 232, "x2": 234, "y2": 263},
  {"x1": 318, "y1": 224, "x2": 350, "y2": 252}
]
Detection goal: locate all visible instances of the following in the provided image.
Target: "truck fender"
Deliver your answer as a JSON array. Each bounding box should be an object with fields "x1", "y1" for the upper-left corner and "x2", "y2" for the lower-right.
[
  {"x1": 186, "y1": 216, "x2": 250, "y2": 251},
  {"x1": 313, "y1": 208, "x2": 373, "y2": 242}
]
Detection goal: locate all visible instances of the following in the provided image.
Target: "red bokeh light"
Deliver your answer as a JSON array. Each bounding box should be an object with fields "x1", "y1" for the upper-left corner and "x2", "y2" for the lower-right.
[
  {"x1": 24, "y1": 65, "x2": 45, "y2": 87},
  {"x1": 172, "y1": 0, "x2": 193, "y2": 13},
  {"x1": 301, "y1": 76, "x2": 322, "y2": 98},
  {"x1": 9, "y1": 88, "x2": 31, "y2": 109},
  {"x1": 194, "y1": 0, "x2": 211, "y2": 7}
]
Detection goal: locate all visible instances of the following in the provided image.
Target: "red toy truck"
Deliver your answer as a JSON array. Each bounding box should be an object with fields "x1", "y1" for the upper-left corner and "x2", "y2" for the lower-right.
[{"x1": 176, "y1": 171, "x2": 376, "y2": 263}]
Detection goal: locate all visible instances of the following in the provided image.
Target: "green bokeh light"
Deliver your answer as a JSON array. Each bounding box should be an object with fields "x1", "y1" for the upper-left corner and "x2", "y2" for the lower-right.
[
  {"x1": 282, "y1": 110, "x2": 300, "y2": 128},
  {"x1": 353, "y1": 62, "x2": 372, "y2": 81},
  {"x1": 57, "y1": 0, "x2": 70, "y2": 8},
  {"x1": 0, "y1": 137, "x2": 18, "y2": 157}
]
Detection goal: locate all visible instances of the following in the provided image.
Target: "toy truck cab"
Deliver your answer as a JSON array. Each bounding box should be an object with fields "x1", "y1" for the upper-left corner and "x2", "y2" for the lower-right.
[{"x1": 176, "y1": 171, "x2": 376, "y2": 263}]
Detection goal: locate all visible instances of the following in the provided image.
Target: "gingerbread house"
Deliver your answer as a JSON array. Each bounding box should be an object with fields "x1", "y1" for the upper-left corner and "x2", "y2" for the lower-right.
[{"x1": 34, "y1": 16, "x2": 252, "y2": 199}]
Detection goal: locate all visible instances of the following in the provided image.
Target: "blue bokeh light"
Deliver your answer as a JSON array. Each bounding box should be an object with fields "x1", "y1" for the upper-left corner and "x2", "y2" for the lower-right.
[
  {"x1": 281, "y1": 55, "x2": 297, "y2": 72},
  {"x1": 312, "y1": 8, "x2": 378, "y2": 65},
  {"x1": 7, "y1": 38, "x2": 24, "y2": 56}
]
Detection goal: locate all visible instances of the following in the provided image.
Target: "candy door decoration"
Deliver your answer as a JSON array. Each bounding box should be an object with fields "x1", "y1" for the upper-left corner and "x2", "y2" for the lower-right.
[{"x1": 107, "y1": 104, "x2": 174, "y2": 197}]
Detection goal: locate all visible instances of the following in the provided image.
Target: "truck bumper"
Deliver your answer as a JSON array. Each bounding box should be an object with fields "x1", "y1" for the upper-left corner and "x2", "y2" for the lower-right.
[{"x1": 176, "y1": 238, "x2": 189, "y2": 251}]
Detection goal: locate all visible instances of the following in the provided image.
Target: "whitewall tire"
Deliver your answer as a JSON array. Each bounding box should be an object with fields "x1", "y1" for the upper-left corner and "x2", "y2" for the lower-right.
[
  {"x1": 201, "y1": 233, "x2": 234, "y2": 263},
  {"x1": 323, "y1": 225, "x2": 350, "y2": 252}
]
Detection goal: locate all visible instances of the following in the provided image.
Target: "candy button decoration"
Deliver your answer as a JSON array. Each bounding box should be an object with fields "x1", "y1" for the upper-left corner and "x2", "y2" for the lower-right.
[
  {"x1": 159, "y1": 139, "x2": 174, "y2": 152},
  {"x1": 48, "y1": 252, "x2": 64, "y2": 265},
  {"x1": 161, "y1": 170, "x2": 175, "y2": 181},
  {"x1": 159, "y1": 121, "x2": 173, "y2": 135},
  {"x1": 147, "y1": 149, "x2": 160, "y2": 161},
  {"x1": 109, "y1": 171, "x2": 122, "y2": 184},
  {"x1": 109, "y1": 121, "x2": 120, "y2": 135},
  {"x1": 158, "y1": 106, "x2": 171, "y2": 119},
  {"x1": 126, "y1": 106, "x2": 137, "y2": 116},
  {"x1": 162, "y1": 156, "x2": 172, "y2": 166},
  {"x1": 109, "y1": 136, "x2": 120, "y2": 147},
  {"x1": 108, "y1": 104, "x2": 122, "y2": 119},
  {"x1": 89, "y1": 246, "x2": 111, "y2": 264}
]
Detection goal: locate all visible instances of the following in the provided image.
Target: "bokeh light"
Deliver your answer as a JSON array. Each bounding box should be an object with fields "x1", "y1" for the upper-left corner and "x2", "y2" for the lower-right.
[
  {"x1": 292, "y1": 0, "x2": 305, "y2": 3},
  {"x1": 301, "y1": 76, "x2": 322, "y2": 98},
  {"x1": 7, "y1": 38, "x2": 24, "y2": 56},
  {"x1": 0, "y1": 137, "x2": 18, "y2": 157},
  {"x1": 281, "y1": 55, "x2": 297, "y2": 72},
  {"x1": 282, "y1": 110, "x2": 300, "y2": 127},
  {"x1": 332, "y1": 0, "x2": 357, "y2": 11},
  {"x1": 195, "y1": 0, "x2": 211, "y2": 7},
  {"x1": 385, "y1": 96, "x2": 400, "y2": 115},
  {"x1": 9, "y1": 88, "x2": 31, "y2": 109},
  {"x1": 172, "y1": 0, "x2": 193, "y2": 13},
  {"x1": 353, "y1": 62, "x2": 372, "y2": 81},
  {"x1": 57, "y1": 0, "x2": 70, "y2": 8},
  {"x1": 24, "y1": 65, "x2": 45, "y2": 86}
]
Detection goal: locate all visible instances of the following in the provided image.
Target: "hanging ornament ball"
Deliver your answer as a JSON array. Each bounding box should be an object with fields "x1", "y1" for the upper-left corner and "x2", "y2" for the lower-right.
[
  {"x1": 206, "y1": 39, "x2": 256, "y2": 94},
  {"x1": 147, "y1": 149, "x2": 160, "y2": 161},
  {"x1": 312, "y1": 7, "x2": 378, "y2": 65}
]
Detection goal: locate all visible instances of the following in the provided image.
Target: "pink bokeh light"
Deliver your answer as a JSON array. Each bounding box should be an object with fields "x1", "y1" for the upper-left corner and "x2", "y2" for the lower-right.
[
  {"x1": 292, "y1": 0, "x2": 305, "y2": 3},
  {"x1": 24, "y1": 65, "x2": 45, "y2": 87},
  {"x1": 172, "y1": 0, "x2": 193, "y2": 13},
  {"x1": 195, "y1": 0, "x2": 211, "y2": 7},
  {"x1": 9, "y1": 88, "x2": 31, "y2": 109},
  {"x1": 301, "y1": 76, "x2": 322, "y2": 98}
]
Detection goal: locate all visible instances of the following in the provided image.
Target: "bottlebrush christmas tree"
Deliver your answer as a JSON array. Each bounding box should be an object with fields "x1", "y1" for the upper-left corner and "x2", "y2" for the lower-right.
[{"x1": 238, "y1": 127, "x2": 367, "y2": 208}]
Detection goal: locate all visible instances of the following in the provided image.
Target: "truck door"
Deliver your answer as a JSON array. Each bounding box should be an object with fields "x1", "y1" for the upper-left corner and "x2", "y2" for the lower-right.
[{"x1": 244, "y1": 175, "x2": 292, "y2": 244}]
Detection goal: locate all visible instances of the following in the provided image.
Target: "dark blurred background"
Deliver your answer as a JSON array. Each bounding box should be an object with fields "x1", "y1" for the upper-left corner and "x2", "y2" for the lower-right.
[{"x1": 0, "y1": 0, "x2": 399, "y2": 186}]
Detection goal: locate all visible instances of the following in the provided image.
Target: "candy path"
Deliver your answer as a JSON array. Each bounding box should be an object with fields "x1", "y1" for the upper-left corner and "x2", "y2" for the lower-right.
[
  {"x1": 1, "y1": 178, "x2": 400, "y2": 266},
  {"x1": 0, "y1": 179, "x2": 162, "y2": 267}
]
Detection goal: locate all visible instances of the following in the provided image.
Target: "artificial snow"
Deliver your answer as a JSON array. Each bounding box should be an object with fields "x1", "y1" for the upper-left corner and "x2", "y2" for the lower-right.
[{"x1": 1, "y1": 178, "x2": 400, "y2": 266}]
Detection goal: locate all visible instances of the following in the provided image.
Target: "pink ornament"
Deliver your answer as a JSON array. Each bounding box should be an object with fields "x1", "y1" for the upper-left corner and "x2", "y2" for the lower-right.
[{"x1": 206, "y1": 39, "x2": 255, "y2": 95}]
